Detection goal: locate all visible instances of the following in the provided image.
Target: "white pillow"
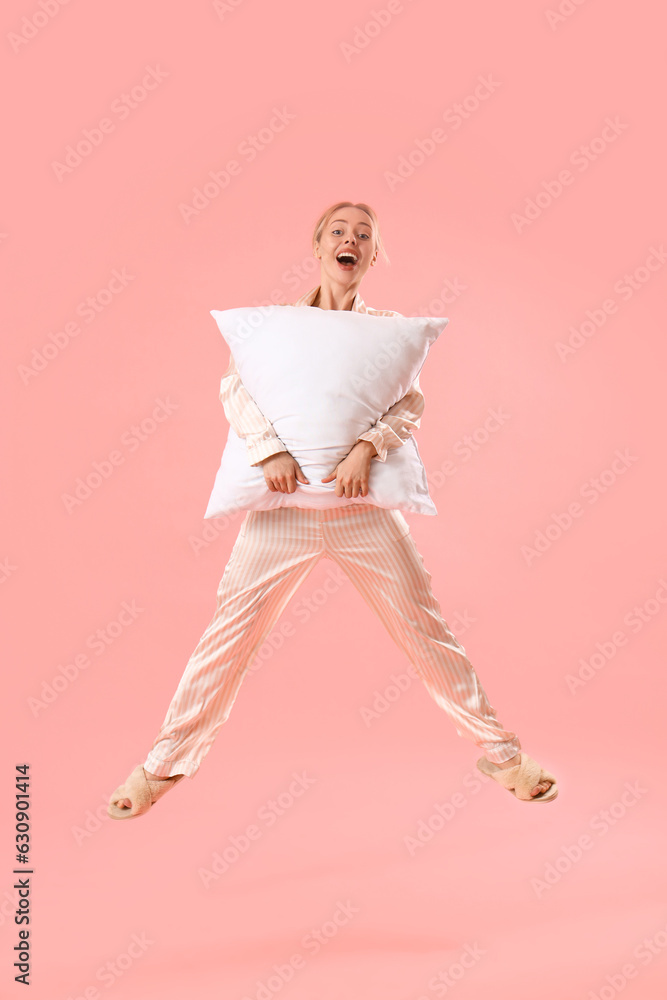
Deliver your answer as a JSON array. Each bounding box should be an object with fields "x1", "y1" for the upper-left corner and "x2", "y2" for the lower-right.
[{"x1": 204, "y1": 305, "x2": 448, "y2": 518}]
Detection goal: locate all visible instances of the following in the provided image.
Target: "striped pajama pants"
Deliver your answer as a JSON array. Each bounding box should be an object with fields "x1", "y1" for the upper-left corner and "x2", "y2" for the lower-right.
[{"x1": 143, "y1": 504, "x2": 521, "y2": 778}]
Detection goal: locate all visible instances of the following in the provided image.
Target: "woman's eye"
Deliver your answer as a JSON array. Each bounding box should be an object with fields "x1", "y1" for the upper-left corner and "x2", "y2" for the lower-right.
[{"x1": 331, "y1": 230, "x2": 370, "y2": 239}]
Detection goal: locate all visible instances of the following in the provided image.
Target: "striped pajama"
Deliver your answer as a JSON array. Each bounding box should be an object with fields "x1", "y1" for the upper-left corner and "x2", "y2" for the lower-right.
[{"x1": 143, "y1": 503, "x2": 521, "y2": 778}]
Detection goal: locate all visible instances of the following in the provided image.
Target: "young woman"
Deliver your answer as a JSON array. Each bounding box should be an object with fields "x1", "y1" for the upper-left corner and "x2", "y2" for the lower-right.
[{"x1": 108, "y1": 201, "x2": 558, "y2": 819}]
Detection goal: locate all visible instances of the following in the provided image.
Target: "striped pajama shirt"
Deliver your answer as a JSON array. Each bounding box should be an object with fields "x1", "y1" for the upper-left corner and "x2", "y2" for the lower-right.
[{"x1": 143, "y1": 286, "x2": 521, "y2": 777}]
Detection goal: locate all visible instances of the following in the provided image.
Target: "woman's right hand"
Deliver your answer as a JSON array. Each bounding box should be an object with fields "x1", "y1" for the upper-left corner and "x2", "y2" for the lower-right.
[{"x1": 258, "y1": 451, "x2": 309, "y2": 493}]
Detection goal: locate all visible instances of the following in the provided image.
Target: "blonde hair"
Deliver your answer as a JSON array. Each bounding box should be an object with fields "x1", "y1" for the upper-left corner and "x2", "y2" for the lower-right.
[{"x1": 312, "y1": 201, "x2": 390, "y2": 265}]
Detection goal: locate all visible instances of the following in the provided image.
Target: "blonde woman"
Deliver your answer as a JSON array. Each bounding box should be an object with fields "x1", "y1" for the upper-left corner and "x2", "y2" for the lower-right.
[{"x1": 108, "y1": 201, "x2": 558, "y2": 819}]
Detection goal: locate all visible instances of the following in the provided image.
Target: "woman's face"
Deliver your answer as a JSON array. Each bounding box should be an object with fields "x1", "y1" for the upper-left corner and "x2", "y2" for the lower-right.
[{"x1": 315, "y1": 208, "x2": 377, "y2": 287}]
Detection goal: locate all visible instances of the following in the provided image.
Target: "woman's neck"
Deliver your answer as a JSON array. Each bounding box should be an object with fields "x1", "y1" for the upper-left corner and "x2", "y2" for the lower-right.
[{"x1": 311, "y1": 282, "x2": 359, "y2": 311}]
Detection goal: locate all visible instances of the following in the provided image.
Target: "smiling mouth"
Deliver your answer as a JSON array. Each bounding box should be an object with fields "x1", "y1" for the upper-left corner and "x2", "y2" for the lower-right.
[{"x1": 336, "y1": 252, "x2": 358, "y2": 269}]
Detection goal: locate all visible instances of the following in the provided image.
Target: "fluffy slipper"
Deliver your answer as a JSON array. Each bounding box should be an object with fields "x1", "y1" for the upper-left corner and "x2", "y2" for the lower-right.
[
  {"x1": 476, "y1": 752, "x2": 558, "y2": 802},
  {"x1": 107, "y1": 765, "x2": 184, "y2": 820}
]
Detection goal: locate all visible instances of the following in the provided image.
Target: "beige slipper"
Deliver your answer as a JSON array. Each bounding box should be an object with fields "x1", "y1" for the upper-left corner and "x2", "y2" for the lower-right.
[
  {"x1": 107, "y1": 765, "x2": 185, "y2": 820},
  {"x1": 476, "y1": 752, "x2": 558, "y2": 802}
]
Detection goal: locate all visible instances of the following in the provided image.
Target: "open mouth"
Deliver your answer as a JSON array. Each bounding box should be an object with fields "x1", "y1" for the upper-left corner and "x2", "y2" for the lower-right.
[{"x1": 336, "y1": 252, "x2": 358, "y2": 269}]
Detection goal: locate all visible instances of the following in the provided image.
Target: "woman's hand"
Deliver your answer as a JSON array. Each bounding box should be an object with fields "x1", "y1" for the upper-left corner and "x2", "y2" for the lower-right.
[
  {"x1": 258, "y1": 451, "x2": 309, "y2": 493},
  {"x1": 321, "y1": 440, "x2": 377, "y2": 498}
]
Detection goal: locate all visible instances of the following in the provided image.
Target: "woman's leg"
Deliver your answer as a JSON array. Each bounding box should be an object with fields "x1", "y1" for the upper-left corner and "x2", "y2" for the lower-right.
[
  {"x1": 322, "y1": 505, "x2": 521, "y2": 765},
  {"x1": 143, "y1": 508, "x2": 324, "y2": 778}
]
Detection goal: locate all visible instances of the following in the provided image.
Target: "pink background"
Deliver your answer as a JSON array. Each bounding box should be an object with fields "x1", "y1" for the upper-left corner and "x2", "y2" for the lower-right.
[{"x1": 3, "y1": 1, "x2": 666, "y2": 997}]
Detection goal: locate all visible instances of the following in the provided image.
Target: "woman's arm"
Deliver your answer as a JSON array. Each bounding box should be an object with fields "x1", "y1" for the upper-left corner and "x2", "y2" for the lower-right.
[
  {"x1": 219, "y1": 354, "x2": 288, "y2": 467},
  {"x1": 355, "y1": 374, "x2": 425, "y2": 462}
]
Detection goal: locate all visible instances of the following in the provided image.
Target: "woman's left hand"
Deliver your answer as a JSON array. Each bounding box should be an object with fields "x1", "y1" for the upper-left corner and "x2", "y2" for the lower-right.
[{"x1": 321, "y1": 440, "x2": 377, "y2": 498}]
